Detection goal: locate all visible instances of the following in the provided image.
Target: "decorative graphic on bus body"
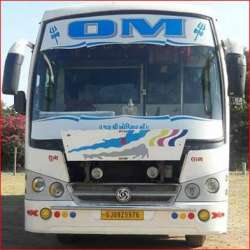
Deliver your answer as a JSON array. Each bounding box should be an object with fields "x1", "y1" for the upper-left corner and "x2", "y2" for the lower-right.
[
  {"x1": 193, "y1": 22, "x2": 206, "y2": 40},
  {"x1": 63, "y1": 128, "x2": 189, "y2": 161},
  {"x1": 68, "y1": 130, "x2": 149, "y2": 153},
  {"x1": 49, "y1": 25, "x2": 60, "y2": 45},
  {"x1": 149, "y1": 129, "x2": 188, "y2": 146},
  {"x1": 82, "y1": 144, "x2": 149, "y2": 160}
]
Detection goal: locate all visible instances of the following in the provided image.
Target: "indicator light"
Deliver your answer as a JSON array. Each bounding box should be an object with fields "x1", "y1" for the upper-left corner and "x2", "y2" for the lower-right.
[
  {"x1": 27, "y1": 209, "x2": 39, "y2": 216},
  {"x1": 198, "y1": 209, "x2": 210, "y2": 222},
  {"x1": 211, "y1": 212, "x2": 224, "y2": 219},
  {"x1": 62, "y1": 211, "x2": 68, "y2": 218},
  {"x1": 54, "y1": 211, "x2": 60, "y2": 218},
  {"x1": 171, "y1": 212, "x2": 178, "y2": 219},
  {"x1": 40, "y1": 208, "x2": 52, "y2": 220},
  {"x1": 188, "y1": 212, "x2": 195, "y2": 220},
  {"x1": 70, "y1": 211, "x2": 76, "y2": 218},
  {"x1": 180, "y1": 212, "x2": 186, "y2": 220}
]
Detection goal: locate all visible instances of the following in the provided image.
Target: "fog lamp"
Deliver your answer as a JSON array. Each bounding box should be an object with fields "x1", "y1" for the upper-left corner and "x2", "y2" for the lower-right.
[
  {"x1": 198, "y1": 209, "x2": 210, "y2": 222},
  {"x1": 40, "y1": 207, "x2": 52, "y2": 220},
  {"x1": 91, "y1": 167, "x2": 103, "y2": 180},
  {"x1": 49, "y1": 182, "x2": 64, "y2": 198},
  {"x1": 32, "y1": 177, "x2": 45, "y2": 192},
  {"x1": 147, "y1": 166, "x2": 159, "y2": 179}
]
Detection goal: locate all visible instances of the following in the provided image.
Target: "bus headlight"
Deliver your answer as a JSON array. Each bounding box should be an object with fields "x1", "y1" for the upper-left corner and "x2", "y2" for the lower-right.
[
  {"x1": 147, "y1": 166, "x2": 159, "y2": 179},
  {"x1": 91, "y1": 168, "x2": 103, "y2": 180},
  {"x1": 185, "y1": 183, "x2": 200, "y2": 199},
  {"x1": 49, "y1": 182, "x2": 64, "y2": 198},
  {"x1": 32, "y1": 177, "x2": 45, "y2": 192},
  {"x1": 205, "y1": 178, "x2": 219, "y2": 193}
]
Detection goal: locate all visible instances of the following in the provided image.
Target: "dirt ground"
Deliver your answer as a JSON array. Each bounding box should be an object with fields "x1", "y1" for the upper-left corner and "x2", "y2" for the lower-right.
[{"x1": 1, "y1": 172, "x2": 249, "y2": 249}]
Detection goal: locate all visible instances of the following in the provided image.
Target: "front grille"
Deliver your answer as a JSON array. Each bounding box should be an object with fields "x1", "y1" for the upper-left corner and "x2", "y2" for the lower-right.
[{"x1": 68, "y1": 183, "x2": 180, "y2": 207}]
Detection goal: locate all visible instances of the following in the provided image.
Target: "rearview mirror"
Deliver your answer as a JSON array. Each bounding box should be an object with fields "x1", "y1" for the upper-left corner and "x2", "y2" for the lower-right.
[
  {"x1": 14, "y1": 91, "x2": 26, "y2": 115},
  {"x1": 224, "y1": 41, "x2": 247, "y2": 97},
  {"x1": 2, "y1": 40, "x2": 34, "y2": 95}
]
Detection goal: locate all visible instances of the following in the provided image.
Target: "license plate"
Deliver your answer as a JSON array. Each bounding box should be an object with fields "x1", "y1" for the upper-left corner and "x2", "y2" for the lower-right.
[{"x1": 101, "y1": 210, "x2": 144, "y2": 220}]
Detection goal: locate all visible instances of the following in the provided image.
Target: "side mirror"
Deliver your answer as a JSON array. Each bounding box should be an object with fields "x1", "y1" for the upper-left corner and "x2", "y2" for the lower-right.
[
  {"x1": 2, "y1": 40, "x2": 34, "y2": 95},
  {"x1": 226, "y1": 53, "x2": 246, "y2": 97},
  {"x1": 14, "y1": 91, "x2": 26, "y2": 115},
  {"x1": 224, "y1": 41, "x2": 247, "y2": 98}
]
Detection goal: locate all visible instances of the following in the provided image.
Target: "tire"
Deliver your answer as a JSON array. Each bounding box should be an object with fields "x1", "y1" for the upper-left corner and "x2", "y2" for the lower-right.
[
  {"x1": 185, "y1": 235, "x2": 206, "y2": 248},
  {"x1": 56, "y1": 234, "x2": 80, "y2": 244}
]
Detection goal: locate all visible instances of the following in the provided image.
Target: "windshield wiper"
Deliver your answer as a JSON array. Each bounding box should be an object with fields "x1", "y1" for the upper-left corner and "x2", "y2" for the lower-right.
[
  {"x1": 201, "y1": 55, "x2": 214, "y2": 115},
  {"x1": 41, "y1": 52, "x2": 55, "y2": 110}
]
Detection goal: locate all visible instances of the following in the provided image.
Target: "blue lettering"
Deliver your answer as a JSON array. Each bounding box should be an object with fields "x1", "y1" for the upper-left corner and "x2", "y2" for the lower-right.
[
  {"x1": 122, "y1": 18, "x2": 183, "y2": 37},
  {"x1": 69, "y1": 20, "x2": 116, "y2": 38},
  {"x1": 68, "y1": 18, "x2": 184, "y2": 39}
]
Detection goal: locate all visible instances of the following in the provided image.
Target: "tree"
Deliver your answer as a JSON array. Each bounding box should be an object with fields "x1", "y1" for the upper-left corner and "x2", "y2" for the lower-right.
[
  {"x1": 229, "y1": 47, "x2": 248, "y2": 170},
  {"x1": 230, "y1": 98, "x2": 248, "y2": 170},
  {"x1": 1, "y1": 104, "x2": 25, "y2": 170}
]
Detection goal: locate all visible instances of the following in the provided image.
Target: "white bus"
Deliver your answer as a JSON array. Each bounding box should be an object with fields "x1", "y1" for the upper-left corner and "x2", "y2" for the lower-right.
[{"x1": 2, "y1": 3, "x2": 246, "y2": 247}]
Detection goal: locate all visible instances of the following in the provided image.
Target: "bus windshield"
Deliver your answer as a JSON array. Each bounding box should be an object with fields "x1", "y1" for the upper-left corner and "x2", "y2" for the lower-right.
[{"x1": 31, "y1": 44, "x2": 222, "y2": 120}]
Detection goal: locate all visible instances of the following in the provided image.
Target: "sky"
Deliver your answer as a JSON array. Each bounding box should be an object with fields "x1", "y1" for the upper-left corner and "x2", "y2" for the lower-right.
[{"x1": 1, "y1": 1, "x2": 249, "y2": 106}]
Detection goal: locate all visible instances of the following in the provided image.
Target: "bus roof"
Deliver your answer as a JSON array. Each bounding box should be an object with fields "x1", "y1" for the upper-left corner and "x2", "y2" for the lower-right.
[{"x1": 42, "y1": 2, "x2": 215, "y2": 22}]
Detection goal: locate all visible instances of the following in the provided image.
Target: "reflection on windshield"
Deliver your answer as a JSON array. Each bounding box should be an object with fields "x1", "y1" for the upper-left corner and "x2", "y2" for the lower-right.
[
  {"x1": 32, "y1": 45, "x2": 222, "y2": 120},
  {"x1": 64, "y1": 67, "x2": 141, "y2": 112}
]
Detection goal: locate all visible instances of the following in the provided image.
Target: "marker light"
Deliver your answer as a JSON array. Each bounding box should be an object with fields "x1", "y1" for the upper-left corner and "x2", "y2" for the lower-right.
[
  {"x1": 171, "y1": 212, "x2": 178, "y2": 219},
  {"x1": 147, "y1": 166, "x2": 159, "y2": 179},
  {"x1": 205, "y1": 178, "x2": 220, "y2": 193},
  {"x1": 70, "y1": 211, "x2": 76, "y2": 218},
  {"x1": 54, "y1": 211, "x2": 60, "y2": 218},
  {"x1": 40, "y1": 207, "x2": 52, "y2": 220},
  {"x1": 188, "y1": 212, "x2": 195, "y2": 220},
  {"x1": 180, "y1": 213, "x2": 186, "y2": 220},
  {"x1": 185, "y1": 183, "x2": 200, "y2": 199},
  {"x1": 62, "y1": 211, "x2": 68, "y2": 218},
  {"x1": 49, "y1": 182, "x2": 64, "y2": 198},
  {"x1": 198, "y1": 209, "x2": 210, "y2": 222},
  {"x1": 91, "y1": 168, "x2": 103, "y2": 180},
  {"x1": 32, "y1": 177, "x2": 45, "y2": 192}
]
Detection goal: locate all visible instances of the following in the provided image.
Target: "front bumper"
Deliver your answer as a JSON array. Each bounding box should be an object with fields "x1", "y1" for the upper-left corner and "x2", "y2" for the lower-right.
[{"x1": 25, "y1": 199, "x2": 227, "y2": 235}]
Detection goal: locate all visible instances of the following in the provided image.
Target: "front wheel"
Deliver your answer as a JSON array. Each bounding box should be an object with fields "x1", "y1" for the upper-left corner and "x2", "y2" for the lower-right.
[{"x1": 185, "y1": 235, "x2": 206, "y2": 247}]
